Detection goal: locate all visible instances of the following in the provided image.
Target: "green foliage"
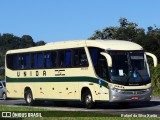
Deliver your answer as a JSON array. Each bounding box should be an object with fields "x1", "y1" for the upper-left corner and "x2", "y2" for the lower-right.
[
  {"x1": 0, "y1": 33, "x2": 46, "y2": 67},
  {"x1": 89, "y1": 18, "x2": 160, "y2": 62},
  {"x1": 35, "y1": 41, "x2": 46, "y2": 46},
  {"x1": 150, "y1": 64, "x2": 160, "y2": 96},
  {"x1": 89, "y1": 18, "x2": 142, "y2": 41}
]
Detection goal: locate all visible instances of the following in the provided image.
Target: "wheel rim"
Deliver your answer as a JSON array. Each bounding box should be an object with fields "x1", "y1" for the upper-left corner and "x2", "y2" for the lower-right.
[
  {"x1": 3, "y1": 93, "x2": 6, "y2": 100},
  {"x1": 26, "y1": 93, "x2": 32, "y2": 103},
  {"x1": 85, "y1": 94, "x2": 92, "y2": 105}
]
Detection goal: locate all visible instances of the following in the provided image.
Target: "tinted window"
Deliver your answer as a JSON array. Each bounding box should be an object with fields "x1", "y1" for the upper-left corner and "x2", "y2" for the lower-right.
[
  {"x1": 7, "y1": 54, "x2": 19, "y2": 70},
  {"x1": 64, "y1": 50, "x2": 72, "y2": 67},
  {"x1": 7, "y1": 54, "x2": 30, "y2": 70},
  {"x1": 89, "y1": 47, "x2": 109, "y2": 81},
  {"x1": 73, "y1": 49, "x2": 79, "y2": 67},
  {"x1": 31, "y1": 53, "x2": 43, "y2": 69},
  {"x1": 73, "y1": 48, "x2": 88, "y2": 67},
  {"x1": 14, "y1": 55, "x2": 19, "y2": 69},
  {"x1": 25, "y1": 54, "x2": 30, "y2": 69},
  {"x1": 19, "y1": 54, "x2": 25, "y2": 69},
  {"x1": 79, "y1": 49, "x2": 88, "y2": 67},
  {"x1": 37, "y1": 53, "x2": 43, "y2": 68},
  {"x1": 44, "y1": 52, "x2": 57, "y2": 68},
  {"x1": 31, "y1": 53, "x2": 34, "y2": 68},
  {"x1": 58, "y1": 51, "x2": 65, "y2": 67},
  {"x1": 7, "y1": 48, "x2": 89, "y2": 70}
]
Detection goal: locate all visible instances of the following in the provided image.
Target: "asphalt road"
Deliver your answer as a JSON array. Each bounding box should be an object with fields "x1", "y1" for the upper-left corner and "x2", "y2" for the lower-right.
[{"x1": 0, "y1": 98, "x2": 160, "y2": 117}]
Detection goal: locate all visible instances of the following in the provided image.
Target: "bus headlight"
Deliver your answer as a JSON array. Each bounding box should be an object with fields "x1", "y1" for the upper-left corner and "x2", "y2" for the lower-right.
[
  {"x1": 111, "y1": 87, "x2": 122, "y2": 93},
  {"x1": 146, "y1": 87, "x2": 152, "y2": 92}
]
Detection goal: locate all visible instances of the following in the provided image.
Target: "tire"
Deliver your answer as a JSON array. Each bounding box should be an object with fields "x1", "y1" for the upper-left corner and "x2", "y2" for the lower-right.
[
  {"x1": 2, "y1": 93, "x2": 7, "y2": 100},
  {"x1": 25, "y1": 90, "x2": 34, "y2": 106},
  {"x1": 84, "y1": 90, "x2": 94, "y2": 109}
]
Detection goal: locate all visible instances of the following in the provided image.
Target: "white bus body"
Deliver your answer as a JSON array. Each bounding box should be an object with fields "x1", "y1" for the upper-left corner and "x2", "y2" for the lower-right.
[{"x1": 5, "y1": 40, "x2": 157, "y2": 108}]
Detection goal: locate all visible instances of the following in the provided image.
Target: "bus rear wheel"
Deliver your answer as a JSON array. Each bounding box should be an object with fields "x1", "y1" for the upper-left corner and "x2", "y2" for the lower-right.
[
  {"x1": 84, "y1": 90, "x2": 94, "y2": 109},
  {"x1": 25, "y1": 90, "x2": 34, "y2": 106}
]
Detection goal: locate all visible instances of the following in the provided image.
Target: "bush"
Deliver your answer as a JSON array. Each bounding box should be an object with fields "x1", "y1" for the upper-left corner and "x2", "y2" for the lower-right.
[{"x1": 150, "y1": 64, "x2": 160, "y2": 96}]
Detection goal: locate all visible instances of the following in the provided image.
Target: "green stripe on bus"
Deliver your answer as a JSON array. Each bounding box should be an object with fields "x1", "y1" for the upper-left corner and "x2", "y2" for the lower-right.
[{"x1": 6, "y1": 76, "x2": 108, "y2": 88}]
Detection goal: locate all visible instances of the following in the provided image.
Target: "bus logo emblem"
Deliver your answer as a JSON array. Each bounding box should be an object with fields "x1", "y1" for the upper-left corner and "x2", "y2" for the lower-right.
[{"x1": 55, "y1": 70, "x2": 65, "y2": 76}]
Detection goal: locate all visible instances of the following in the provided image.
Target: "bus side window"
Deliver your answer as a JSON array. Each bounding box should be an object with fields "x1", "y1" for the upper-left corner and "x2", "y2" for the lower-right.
[
  {"x1": 73, "y1": 49, "x2": 79, "y2": 67},
  {"x1": 65, "y1": 50, "x2": 71, "y2": 67},
  {"x1": 37, "y1": 53, "x2": 43, "y2": 69},
  {"x1": 44, "y1": 52, "x2": 51, "y2": 68},
  {"x1": 7, "y1": 54, "x2": 18, "y2": 70},
  {"x1": 19, "y1": 54, "x2": 25, "y2": 69},
  {"x1": 51, "y1": 52, "x2": 57, "y2": 68},
  {"x1": 44, "y1": 51, "x2": 57, "y2": 68},
  {"x1": 79, "y1": 49, "x2": 89, "y2": 67},
  {"x1": 13, "y1": 55, "x2": 19, "y2": 70},
  {"x1": 31, "y1": 53, "x2": 34, "y2": 69},
  {"x1": 33, "y1": 53, "x2": 37, "y2": 68},
  {"x1": 25, "y1": 53, "x2": 30, "y2": 69},
  {"x1": 58, "y1": 51, "x2": 65, "y2": 68},
  {"x1": 72, "y1": 48, "x2": 89, "y2": 67},
  {"x1": 31, "y1": 53, "x2": 43, "y2": 69}
]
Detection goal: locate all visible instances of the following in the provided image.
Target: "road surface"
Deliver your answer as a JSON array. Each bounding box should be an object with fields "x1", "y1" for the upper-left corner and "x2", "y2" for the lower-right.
[{"x1": 0, "y1": 98, "x2": 160, "y2": 117}]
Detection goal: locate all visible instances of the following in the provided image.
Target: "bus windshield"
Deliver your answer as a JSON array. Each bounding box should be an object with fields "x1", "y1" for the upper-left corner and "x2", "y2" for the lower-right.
[{"x1": 108, "y1": 51, "x2": 150, "y2": 86}]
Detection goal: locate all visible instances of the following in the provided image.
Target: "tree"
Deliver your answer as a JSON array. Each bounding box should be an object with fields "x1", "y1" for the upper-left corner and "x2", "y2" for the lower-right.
[
  {"x1": 0, "y1": 33, "x2": 46, "y2": 67},
  {"x1": 89, "y1": 18, "x2": 160, "y2": 62},
  {"x1": 21, "y1": 35, "x2": 34, "y2": 48},
  {"x1": 89, "y1": 18, "x2": 142, "y2": 41},
  {"x1": 35, "y1": 41, "x2": 46, "y2": 46}
]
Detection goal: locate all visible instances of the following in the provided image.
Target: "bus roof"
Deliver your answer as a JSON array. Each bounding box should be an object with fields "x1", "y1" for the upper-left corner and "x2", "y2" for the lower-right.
[
  {"x1": 6, "y1": 40, "x2": 143, "y2": 54},
  {"x1": 86, "y1": 40, "x2": 143, "y2": 50}
]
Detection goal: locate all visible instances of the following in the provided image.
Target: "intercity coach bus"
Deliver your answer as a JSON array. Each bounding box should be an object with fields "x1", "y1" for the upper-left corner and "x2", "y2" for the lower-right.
[{"x1": 5, "y1": 40, "x2": 157, "y2": 108}]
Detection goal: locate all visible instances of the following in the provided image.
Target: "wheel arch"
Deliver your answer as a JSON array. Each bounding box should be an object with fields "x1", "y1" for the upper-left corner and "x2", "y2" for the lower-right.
[
  {"x1": 81, "y1": 87, "x2": 95, "y2": 102},
  {"x1": 24, "y1": 86, "x2": 35, "y2": 99}
]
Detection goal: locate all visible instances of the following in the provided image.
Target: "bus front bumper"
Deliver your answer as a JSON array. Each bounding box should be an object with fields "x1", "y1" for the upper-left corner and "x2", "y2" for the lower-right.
[{"x1": 109, "y1": 87, "x2": 152, "y2": 102}]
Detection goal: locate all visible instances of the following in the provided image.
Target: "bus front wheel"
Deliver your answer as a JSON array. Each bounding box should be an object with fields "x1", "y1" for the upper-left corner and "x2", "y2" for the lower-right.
[
  {"x1": 2, "y1": 93, "x2": 7, "y2": 100},
  {"x1": 84, "y1": 90, "x2": 94, "y2": 109},
  {"x1": 25, "y1": 90, "x2": 34, "y2": 106}
]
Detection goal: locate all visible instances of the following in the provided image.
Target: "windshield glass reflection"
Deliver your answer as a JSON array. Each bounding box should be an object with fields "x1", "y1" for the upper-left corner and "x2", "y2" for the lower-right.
[{"x1": 108, "y1": 51, "x2": 150, "y2": 86}]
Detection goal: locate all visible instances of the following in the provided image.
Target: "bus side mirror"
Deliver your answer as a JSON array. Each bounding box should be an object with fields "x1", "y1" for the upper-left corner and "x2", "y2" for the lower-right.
[
  {"x1": 100, "y1": 52, "x2": 112, "y2": 67},
  {"x1": 145, "y1": 52, "x2": 157, "y2": 67}
]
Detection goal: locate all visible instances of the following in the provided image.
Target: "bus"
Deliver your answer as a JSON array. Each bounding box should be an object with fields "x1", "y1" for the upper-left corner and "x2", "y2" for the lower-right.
[{"x1": 5, "y1": 40, "x2": 157, "y2": 108}]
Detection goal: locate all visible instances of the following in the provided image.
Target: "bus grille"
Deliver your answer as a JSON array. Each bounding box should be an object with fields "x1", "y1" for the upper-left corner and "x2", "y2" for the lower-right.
[{"x1": 121, "y1": 90, "x2": 147, "y2": 95}]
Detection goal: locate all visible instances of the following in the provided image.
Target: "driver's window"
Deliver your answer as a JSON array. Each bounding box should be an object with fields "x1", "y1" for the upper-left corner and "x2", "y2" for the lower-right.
[
  {"x1": 89, "y1": 47, "x2": 110, "y2": 81},
  {"x1": 97, "y1": 55, "x2": 109, "y2": 80}
]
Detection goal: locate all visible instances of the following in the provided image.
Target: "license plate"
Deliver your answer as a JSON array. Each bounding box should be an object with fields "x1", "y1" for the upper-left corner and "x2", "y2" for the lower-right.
[{"x1": 131, "y1": 96, "x2": 139, "y2": 100}]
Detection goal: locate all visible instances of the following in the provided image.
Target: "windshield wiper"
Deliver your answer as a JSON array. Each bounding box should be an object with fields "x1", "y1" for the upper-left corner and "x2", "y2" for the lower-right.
[{"x1": 124, "y1": 72, "x2": 132, "y2": 85}]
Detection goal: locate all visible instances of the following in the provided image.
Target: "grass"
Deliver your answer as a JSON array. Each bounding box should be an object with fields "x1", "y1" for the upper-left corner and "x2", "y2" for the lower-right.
[
  {"x1": 0, "y1": 105, "x2": 159, "y2": 120},
  {"x1": 0, "y1": 105, "x2": 116, "y2": 118}
]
